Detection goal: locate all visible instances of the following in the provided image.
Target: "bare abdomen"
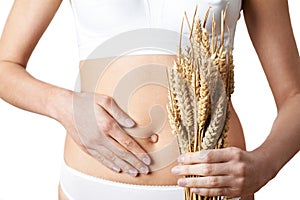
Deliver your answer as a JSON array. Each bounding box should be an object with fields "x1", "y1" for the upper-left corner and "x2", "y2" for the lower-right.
[{"x1": 64, "y1": 54, "x2": 246, "y2": 185}]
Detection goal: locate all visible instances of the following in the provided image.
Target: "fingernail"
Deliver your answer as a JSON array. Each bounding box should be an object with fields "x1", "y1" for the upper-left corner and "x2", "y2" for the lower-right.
[
  {"x1": 171, "y1": 166, "x2": 180, "y2": 174},
  {"x1": 129, "y1": 169, "x2": 138, "y2": 177},
  {"x1": 178, "y1": 178, "x2": 187, "y2": 187},
  {"x1": 140, "y1": 166, "x2": 149, "y2": 174},
  {"x1": 112, "y1": 166, "x2": 121, "y2": 173},
  {"x1": 142, "y1": 156, "x2": 151, "y2": 165},
  {"x1": 178, "y1": 155, "x2": 184, "y2": 163},
  {"x1": 125, "y1": 118, "x2": 135, "y2": 127},
  {"x1": 191, "y1": 188, "x2": 200, "y2": 193}
]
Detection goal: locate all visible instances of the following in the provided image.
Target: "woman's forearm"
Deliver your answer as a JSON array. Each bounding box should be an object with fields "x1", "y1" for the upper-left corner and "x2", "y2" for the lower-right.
[
  {"x1": 0, "y1": 60, "x2": 73, "y2": 124},
  {"x1": 0, "y1": 60, "x2": 154, "y2": 175},
  {"x1": 253, "y1": 93, "x2": 300, "y2": 179}
]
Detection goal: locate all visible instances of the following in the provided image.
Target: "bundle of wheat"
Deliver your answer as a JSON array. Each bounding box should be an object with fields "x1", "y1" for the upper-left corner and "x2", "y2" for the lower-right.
[{"x1": 167, "y1": 5, "x2": 235, "y2": 200}]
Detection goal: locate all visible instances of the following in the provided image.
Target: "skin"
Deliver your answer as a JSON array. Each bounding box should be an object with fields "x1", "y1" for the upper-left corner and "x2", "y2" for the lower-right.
[
  {"x1": 0, "y1": 0, "x2": 152, "y2": 176},
  {"x1": 63, "y1": 55, "x2": 245, "y2": 186},
  {"x1": 0, "y1": 0, "x2": 299, "y2": 200},
  {"x1": 171, "y1": 0, "x2": 300, "y2": 199}
]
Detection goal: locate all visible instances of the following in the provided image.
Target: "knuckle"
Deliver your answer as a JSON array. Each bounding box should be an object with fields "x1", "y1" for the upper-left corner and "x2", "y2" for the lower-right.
[
  {"x1": 109, "y1": 155, "x2": 118, "y2": 162},
  {"x1": 95, "y1": 153, "x2": 105, "y2": 163},
  {"x1": 186, "y1": 153, "x2": 192, "y2": 162},
  {"x1": 102, "y1": 121, "x2": 120, "y2": 135},
  {"x1": 123, "y1": 139, "x2": 135, "y2": 148},
  {"x1": 230, "y1": 146, "x2": 239, "y2": 151},
  {"x1": 205, "y1": 151, "x2": 213, "y2": 162},
  {"x1": 209, "y1": 177, "x2": 219, "y2": 187},
  {"x1": 100, "y1": 95, "x2": 113, "y2": 108},
  {"x1": 202, "y1": 164, "x2": 212, "y2": 175},
  {"x1": 118, "y1": 149, "x2": 130, "y2": 159},
  {"x1": 236, "y1": 163, "x2": 247, "y2": 177},
  {"x1": 188, "y1": 178, "x2": 198, "y2": 187},
  {"x1": 100, "y1": 121, "x2": 113, "y2": 133},
  {"x1": 235, "y1": 177, "x2": 245, "y2": 191},
  {"x1": 228, "y1": 146, "x2": 238, "y2": 153},
  {"x1": 232, "y1": 147, "x2": 243, "y2": 161}
]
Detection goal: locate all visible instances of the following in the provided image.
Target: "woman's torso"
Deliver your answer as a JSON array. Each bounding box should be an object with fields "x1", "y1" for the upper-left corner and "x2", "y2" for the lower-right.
[{"x1": 64, "y1": 0, "x2": 244, "y2": 185}]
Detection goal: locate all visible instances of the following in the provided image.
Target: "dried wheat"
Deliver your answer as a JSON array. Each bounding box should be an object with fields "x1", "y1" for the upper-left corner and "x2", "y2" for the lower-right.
[{"x1": 166, "y1": 4, "x2": 236, "y2": 200}]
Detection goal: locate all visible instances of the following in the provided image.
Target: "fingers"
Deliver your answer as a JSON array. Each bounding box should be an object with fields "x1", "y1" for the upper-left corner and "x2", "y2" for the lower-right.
[
  {"x1": 178, "y1": 147, "x2": 242, "y2": 164},
  {"x1": 88, "y1": 148, "x2": 121, "y2": 173},
  {"x1": 105, "y1": 137, "x2": 150, "y2": 175},
  {"x1": 109, "y1": 124, "x2": 151, "y2": 165},
  {"x1": 95, "y1": 105, "x2": 151, "y2": 175},
  {"x1": 75, "y1": 93, "x2": 152, "y2": 176},
  {"x1": 177, "y1": 176, "x2": 232, "y2": 188},
  {"x1": 191, "y1": 187, "x2": 237, "y2": 198},
  {"x1": 172, "y1": 147, "x2": 247, "y2": 198},
  {"x1": 89, "y1": 146, "x2": 143, "y2": 176},
  {"x1": 172, "y1": 163, "x2": 230, "y2": 176},
  {"x1": 177, "y1": 176, "x2": 241, "y2": 198},
  {"x1": 96, "y1": 105, "x2": 151, "y2": 165},
  {"x1": 96, "y1": 95, "x2": 135, "y2": 128}
]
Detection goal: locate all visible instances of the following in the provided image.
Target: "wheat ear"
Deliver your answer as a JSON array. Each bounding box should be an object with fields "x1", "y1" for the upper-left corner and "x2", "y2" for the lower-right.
[
  {"x1": 201, "y1": 65, "x2": 228, "y2": 149},
  {"x1": 166, "y1": 4, "x2": 236, "y2": 200}
]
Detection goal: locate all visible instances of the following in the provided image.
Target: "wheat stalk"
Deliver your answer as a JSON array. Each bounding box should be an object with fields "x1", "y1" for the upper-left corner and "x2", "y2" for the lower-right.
[{"x1": 166, "y1": 4, "x2": 236, "y2": 200}]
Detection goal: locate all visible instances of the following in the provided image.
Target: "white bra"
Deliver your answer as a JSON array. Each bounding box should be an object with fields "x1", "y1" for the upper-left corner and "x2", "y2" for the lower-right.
[{"x1": 69, "y1": 0, "x2": 242, "y2": 60}]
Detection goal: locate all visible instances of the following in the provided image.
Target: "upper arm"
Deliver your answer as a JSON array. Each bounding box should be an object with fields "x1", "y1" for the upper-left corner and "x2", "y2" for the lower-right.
[
  {"x1": 0, "y1": 0, "x2": 62, "y2": 67},
  {"x1": 243, "y1": 0, "x2": 300, "y2": 108}
]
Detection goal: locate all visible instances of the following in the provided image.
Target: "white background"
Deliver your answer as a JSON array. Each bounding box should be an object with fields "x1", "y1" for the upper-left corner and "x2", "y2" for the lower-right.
[{"x1": 0, "y1": 0, "x2": 299, "y2": 199}]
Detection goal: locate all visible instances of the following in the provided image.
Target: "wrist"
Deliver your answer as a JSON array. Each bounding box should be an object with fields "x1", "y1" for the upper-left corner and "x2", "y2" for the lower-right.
[
  {"x1": 251, "y1": 144, "x2": 280, "y2": 183},
  {"x1": 46, "y1": 87, "x2": 74, "y2": 125}
]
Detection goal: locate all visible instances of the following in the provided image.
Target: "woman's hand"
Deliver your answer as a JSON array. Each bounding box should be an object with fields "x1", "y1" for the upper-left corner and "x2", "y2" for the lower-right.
[
  {"x1": 171, "y1": 147, "x2": 274, "y2": 198},
  {"x1": 62, "y1": 92, "x2": 151, "y2": 177}
]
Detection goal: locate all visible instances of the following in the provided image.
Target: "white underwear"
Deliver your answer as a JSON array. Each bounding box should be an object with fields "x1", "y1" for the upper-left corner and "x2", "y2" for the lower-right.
[
  {"x1": 60, "y1": 161, "x2": 241, "y2": 200},
  {"x1": 60, "y1": 160, "x2": 184, "y2": 200}
]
